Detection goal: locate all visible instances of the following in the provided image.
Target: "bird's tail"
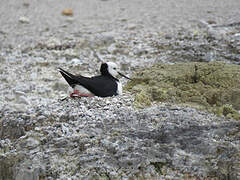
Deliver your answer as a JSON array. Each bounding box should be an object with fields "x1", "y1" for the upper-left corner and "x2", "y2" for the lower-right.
[{"x1": 58, "y1": 68, "x2": 78, "y2": 87}]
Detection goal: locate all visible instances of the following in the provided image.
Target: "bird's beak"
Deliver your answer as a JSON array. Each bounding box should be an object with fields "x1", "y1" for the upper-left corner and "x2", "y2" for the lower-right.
[{"x1": 118, "y1": 72, "x2": 132, "y2": 80}]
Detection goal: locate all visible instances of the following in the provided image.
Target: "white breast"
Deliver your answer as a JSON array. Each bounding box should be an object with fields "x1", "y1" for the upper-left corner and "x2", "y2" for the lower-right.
[
  {"x1": 74, "y1": 85, "x2": 94, "y2": 96},
  {"x1": 117, "y1": 81, "x2": 122, "y2": 95}
]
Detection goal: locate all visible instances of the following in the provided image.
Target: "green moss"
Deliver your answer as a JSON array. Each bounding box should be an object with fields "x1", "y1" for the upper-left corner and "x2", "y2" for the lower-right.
[
  {"x1": 125, "y1": 62, "x2": 240, "y2": 120},
  {"x1": 134, "y1": 89, "x2": 152, "y2": 108},
  {"x1": 214, "y1": 104, "x2": 240, "y2": 120}
]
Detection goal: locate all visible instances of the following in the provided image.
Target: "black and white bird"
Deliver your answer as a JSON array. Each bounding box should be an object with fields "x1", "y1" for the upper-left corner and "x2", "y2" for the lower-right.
[{"x1": 58, "y1": 62, "x2": 131, "y2": 97}]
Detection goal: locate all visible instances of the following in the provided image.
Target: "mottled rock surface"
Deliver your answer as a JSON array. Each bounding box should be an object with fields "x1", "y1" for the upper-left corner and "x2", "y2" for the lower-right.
[{"x1": 1, "y1": 98, "x2": 240, "y2": 180}]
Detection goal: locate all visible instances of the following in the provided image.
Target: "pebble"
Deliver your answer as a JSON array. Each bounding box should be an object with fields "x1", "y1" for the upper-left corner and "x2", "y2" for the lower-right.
[
  {"x1": 23, "y1": 1, "x2": 30, "y2": 7},
  {"x1": 62, "y1": 9, "x2": 73, "y2": 16},
  {"x1": 127, "y1": 24, "x2": 137, "y2": 30},
  {"x1": 5, "y1": 94, "x2": 15, "y2": 101},
  {"x1": 14, "y1": 90, "x2": 26, "y2": 97},
  {"x1": 10, "y1": 104, "x2": 28, "y2": 112},
  {"x1": 20, "y1": 137, "x2": 40, "y2": 149},
  {"x1": 107, "y1": 44, "x2": 117, "y2": 54},
  {"x1": 121, "y1": 62, "x2": 131, "y2": 71},
  {"x1": 134, "y1": 47, "x2": 148, "y2": 56},
  {"x1": 16, "y1": 96, "x2": 30, "y2": 105},
  {"x1": 70, "y1": 58, "x2": 82, "y2": 65},
  {"x1": 65, "y1": 17, "x2": 75, "y2": 23},
  {"x1": 63, "y1": 49, "x2": 78, "y2": 59},
  {"x1": 52, "y1": 82, "x2": 68, "y2": 91},
  {"x1": 19, "y1": 16, "x2": 30, "y2": 24},
  {"x1": 45, "y1": 37, "x2": 61, "y2": 49},
  {"x1": 98, "y1": 32, "x2": 116, "y2": 46}
]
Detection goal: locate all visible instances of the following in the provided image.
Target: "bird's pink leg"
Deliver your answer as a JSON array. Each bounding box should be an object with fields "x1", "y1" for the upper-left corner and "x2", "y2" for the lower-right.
[
  {"x1": 70, "y1": 90, "x2": 79, "y2": 98},
  {"x1": 70, "y1": 90, "x2": 94, "y2": 98}
]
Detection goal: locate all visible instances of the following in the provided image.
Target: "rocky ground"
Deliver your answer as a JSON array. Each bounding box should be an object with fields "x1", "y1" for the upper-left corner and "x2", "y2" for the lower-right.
[{"x1": 1, "y1": 0, "x2": 240, "y2": 179}]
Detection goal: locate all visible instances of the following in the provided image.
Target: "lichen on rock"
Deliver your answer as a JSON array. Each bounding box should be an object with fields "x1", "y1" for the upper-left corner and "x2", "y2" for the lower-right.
[{"x1": 125, "y1": 62, "x2": 240, "y2": 119}]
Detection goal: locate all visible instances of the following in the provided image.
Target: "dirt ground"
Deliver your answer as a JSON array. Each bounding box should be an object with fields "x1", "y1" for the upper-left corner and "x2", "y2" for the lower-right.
[{"x1": 1, "y1": 0, "x2": 240, "y2": 48}]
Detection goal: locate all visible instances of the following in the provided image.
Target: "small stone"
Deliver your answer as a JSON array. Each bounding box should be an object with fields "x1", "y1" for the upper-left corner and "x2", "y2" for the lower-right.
[
  {"x1": 16, "y1": 166, "x2": 40, "y2": 180},
  {"x1": 65, "y1": 17, "x2": 74, "y2": 23},
  {"x1": 127, "y1": 24, "x2": 137, "y2": 30},
  {"x1": 19, "y1": 16, "x2": 30, "y2": 24},
  {"x1": 36, "y1": 115, "x2": 46, "y2": 123},
  {"x1": 23, "y1": 2, "x2": 30, "y2": 7},
  {"x1": 52, "y1": 82, "x2": 68, "y2": 91},
  {"x1": 134, "y1": 48, "x2": 148, "y2": 56},
  {"x1": 5, "y1": 94, "x2": 15, "y2": 101},
  {"x1": 34, "y1": 127, "x2": 41, "y2": 131},
  {"x1": 16, "y1": 96, "x2": 30, "y2": 105},
  {"x1": 45, "y1": 37, "x2": 61, "y2": 49},
  {"x1": 119, "y1": 18, "x2": 127, "y2": 22},
  {"x1": 63, "y1": 49, "x2": 78, "y2": 59},
  {"x1": 97, "y1": 32, "x2": 116, "y2": 46},
  {"x1": 20, "y1": 137, "x2": 40, "y2": 149},
  {"x1": 207, "y1": 20, "x2": 216, "y2": 24},
  {"x1": 121, "y1": 62, "x2": 131, "y2": 71},
  {"x1": 0, "y1": 118, "x2": 25, "y2": 139},
  {"x1": 11, "y1": 104, "x2": 28, "y2": 112},
  {"x1": 107, "y1": 44, "x2": 117, "y2": 54},
  {"x1": 14, "y1": 90, "x2": 26, "y2": 97},
  {"x1": 70, "y1": 58, "x2": 82, "y2": 65},
  {"x1": 62, "y1": 9, "x2": 73, "y2": 16}
]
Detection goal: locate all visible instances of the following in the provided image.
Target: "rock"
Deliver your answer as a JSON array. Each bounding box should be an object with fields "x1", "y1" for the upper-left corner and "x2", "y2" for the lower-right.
[
  {"x1": 5, "y1": 94, "x2": 15, "y2": 101},
  {"x1": 0, "y1": 153, "x2": 24, "y2": 180},
  {"x1": 127, "y1": 23, "x2": 137, "y2": 30},
  {"x1": 65, "y1": 17, "x2": 74, "y2": 23},
  {"x1": 1, "y1": 98, "x2": 240, "y2": 179},
  {"x1": 134, "y1": 47, "x2": 148, "y2": 56},
  {"x1": 23, "y1": 2, "x2": 30, "y2": 7},
  {"x1": 10, "y1": 104, "x2": 28, "y2": 112},
  {"x1": 63, "y1": 49, "x2": 78, "y2": 59},
  {"x1": 44, "y1": 38, "x2": 61, "y2": 49},
  {"x1": 19, "y1": 16, "x2": 30, "y2": 24},
  {"x1": 20, "y1": 137, "x2": 40, "y2": 149},
  {"x1": 97, "y1": 32, "x2": 116, "y2": 46},
  {"x1": 70, "y1": 58, "x2": 82, "y2": 65},
  {"x1": 0, "y1": 116, "x2": 25, "y2": 140},
  {"x1": 52, "y1": 82, "x2": 68, "y2": 91},
  {"x1": 107, "y1": 44, "x2": 117, "y2": 54},
  {"x1": 121, "y1": 62, "x2": 131, "y2": 71},
  {"x1": 16, "y1": 96, "x2": 30, "y2": 105},
  {"x1": 233, "y1": 33, "x2": 240, "y2": 40},
  {"x1": 15, "y1": 167, "x2": 40, "y2": 180},
  {"x1": 207, "y1": 20, "x2": 217, "y2": 25},
  {"x1": 62, "y1": 9, "x2": 73, "y2": 16}
]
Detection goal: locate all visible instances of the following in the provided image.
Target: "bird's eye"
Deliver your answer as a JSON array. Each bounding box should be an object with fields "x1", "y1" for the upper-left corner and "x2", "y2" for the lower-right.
[{"x1": 113, "y1": 68, "x2": 116, "y2": 70}]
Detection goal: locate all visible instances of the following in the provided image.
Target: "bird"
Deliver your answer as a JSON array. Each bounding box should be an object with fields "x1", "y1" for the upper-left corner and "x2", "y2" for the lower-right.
[{"x1": 58, "y1": 62, "x2": 131, "y2": 98}]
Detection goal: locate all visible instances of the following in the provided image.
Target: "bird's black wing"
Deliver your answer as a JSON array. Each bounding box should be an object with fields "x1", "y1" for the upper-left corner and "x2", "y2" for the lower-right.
[
  {"x1": 59, "y1": 68, "x2": 118, "y2": 97},
  {"x1": 83, "y1": 76, "x2": 118, "y2": 97}
]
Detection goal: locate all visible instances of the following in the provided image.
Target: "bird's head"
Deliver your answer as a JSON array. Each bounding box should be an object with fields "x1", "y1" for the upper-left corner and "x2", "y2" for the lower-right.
[{"x1": 100, "y1": 62, "x2": 131, "y2": 80}]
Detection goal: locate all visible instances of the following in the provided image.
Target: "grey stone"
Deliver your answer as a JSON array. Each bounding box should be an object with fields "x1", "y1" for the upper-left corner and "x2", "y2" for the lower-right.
[
  {"x1": 20, "y1": 137, "x2": 40, "y2": 149},
  {"x1": 16, "y1": 167, "x2": 40, "y2": 180},
  {"x1": 0, "y1": 117, "x2": 25, "y2": 140},
  {"x1": 19, "y1": 16, "x2": 30, "y2": 24},
  {"x1": 16, "y1": 96, "x2": 30, "y2": 105}
]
